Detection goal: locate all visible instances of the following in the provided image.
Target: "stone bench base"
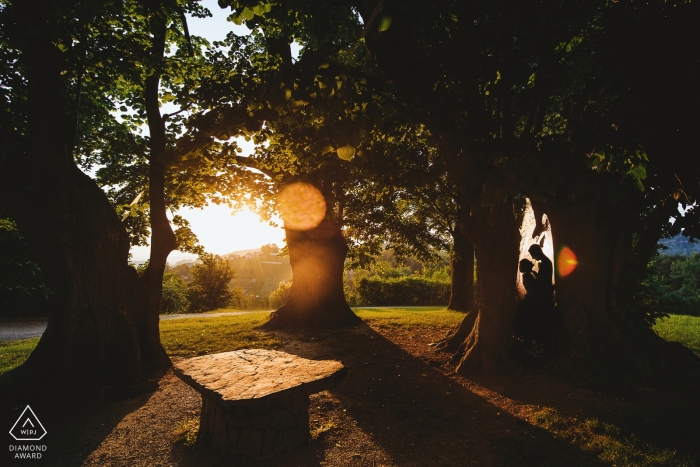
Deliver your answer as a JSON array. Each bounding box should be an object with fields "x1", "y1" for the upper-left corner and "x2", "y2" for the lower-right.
[{"x1": 199, "y1": 393, "x2": 310, "y2": 459}]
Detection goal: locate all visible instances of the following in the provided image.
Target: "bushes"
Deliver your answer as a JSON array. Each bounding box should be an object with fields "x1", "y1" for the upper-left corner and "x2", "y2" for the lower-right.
[
  {"x1": 160, "y1": 272, "x2": 189, "y2": 314},
  {"x1": 357, "y1": 276, "x2": 450, "y2": 306},
  {"x1": 230, "y1": 285, "x2": 269, "y2": 310},
  {"x1": 0, "y1": 219, "x2": 51, "y2": 318},
  {"x1": 640, "y1": 254, "x2": 700, "y2": 318},
  {"x1": 269, "y1": 281, "x2": 292, "y2": 309},
  {"x1": 186, "y1": 254, "x2": 235, "y2": 312}
]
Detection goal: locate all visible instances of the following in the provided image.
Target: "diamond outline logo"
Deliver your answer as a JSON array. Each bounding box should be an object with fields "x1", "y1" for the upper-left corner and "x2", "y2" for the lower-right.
[{"x1": 9, "y1": 406, "x2": 46, "y2": 441}]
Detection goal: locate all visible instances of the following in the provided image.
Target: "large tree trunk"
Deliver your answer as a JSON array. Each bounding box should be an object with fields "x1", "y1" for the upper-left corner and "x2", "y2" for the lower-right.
[
  {"x1": 447, "y1": 227, "x2": 474, "y2": 312},
  {"x1": 262, "y1": 220, "x2": 361, "y2": 330},
  {"x1": 438, "y1": 201, "x2": 521, "y2": 373},
  {"x1": 0, "y1": 2, "x2": 155, "y2": 394},
  {"x1": 545, "y1": 202, "x2": 615, "y2": 364},
  {"x1": 523, "y1": 199, "x2": 700, "y2": 384},
  {"x1": 136, "y1": 13, "x2": 174, "y2": 371}
]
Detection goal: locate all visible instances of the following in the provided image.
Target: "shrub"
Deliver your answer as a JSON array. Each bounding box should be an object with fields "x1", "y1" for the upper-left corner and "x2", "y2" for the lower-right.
[
  {"x1": 160, "y1": 272, "x2": 189, "y2": 314},
  {"x1": 0, "y1": 219, "x2": 51, "y2": 318},
  {"x1": 358, "y1": 276, "x2": 450, "y2": 306},
  {"x1": 187, "y1": 253, "x2": 235, "y2": 312},
  {"x1": 642, "y1": 254, "x2": 700, "y2": 318},
  {"x1": 229, "y1": 285, "x2": 268, "y2": 310},
  {"x1": 269, "y1": 281, "x2": 292, "y2": 309}
]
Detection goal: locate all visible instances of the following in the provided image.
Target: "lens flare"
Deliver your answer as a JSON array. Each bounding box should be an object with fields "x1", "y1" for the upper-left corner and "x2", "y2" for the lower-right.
[
  {"x1": 277, "y1": 182, "x2": 326, "y2": 231},
  {"x1": 556, "y1": 245, "x2": 578, "y2": 278}
]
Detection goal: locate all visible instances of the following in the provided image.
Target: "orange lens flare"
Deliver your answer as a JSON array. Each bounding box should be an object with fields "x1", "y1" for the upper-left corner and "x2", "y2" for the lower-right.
[
  {"x1": 277, "y1": 182, "x2": 326, "y2": 231},
  {"x1": 556, "y1": 245, "x2": 578, "y2": 278}
]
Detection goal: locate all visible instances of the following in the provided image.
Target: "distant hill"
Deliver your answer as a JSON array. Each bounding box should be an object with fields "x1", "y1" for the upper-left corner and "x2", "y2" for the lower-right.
[
  {"x1": 223, "y1": 248, "x2": 261, "y2": 258},
  {"x1": 659, "y1": 233, "x2": 700, "y2": 256}
]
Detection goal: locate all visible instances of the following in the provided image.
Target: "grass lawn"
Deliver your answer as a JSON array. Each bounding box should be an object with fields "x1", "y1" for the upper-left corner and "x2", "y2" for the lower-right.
[
  {"x1": 160, "y1": 312, "x2": 281, "y2": 357},
  {"x1": 652, "y1": 314, "x2": 700, "y2": 356},
  {"x1": 0, "y1": 308, "x2": 460, "y2": 377},
  {"x1": 0, "y1": 337, "x2": 39, "y2": 376},
  {"x1": 354, "y1": 306, "x2": 465, "y2": 328},
  {"x1": 1, "y1": 310, "x2": 698, "y2": 377}
]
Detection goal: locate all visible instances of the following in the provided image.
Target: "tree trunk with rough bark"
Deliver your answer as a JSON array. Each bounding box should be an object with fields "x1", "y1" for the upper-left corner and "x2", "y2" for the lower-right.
[
  {"x1": 447, "y1": 228, "x2": 474, "y2": 312},
  {"x1": 435, "y1": 201, "x2": 521, "y2": 373},
  {"x1": 545, "y1": 202, "x2": 616, "y2": 364},
  {"x1": 135, "y1": 14, "x2": 174, "y2": 371},
  {"x1": 0, "y1": 3, "x2": 161, "y2": 393},
  {"x1": 262, "y1": 220, "x2": 362, "y2": 330}
]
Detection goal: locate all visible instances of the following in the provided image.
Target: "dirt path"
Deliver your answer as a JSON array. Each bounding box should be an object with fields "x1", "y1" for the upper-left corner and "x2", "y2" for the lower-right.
[
  {"x1": 2, "y1": 323, "x2": 698, "y2": 466},
  {"x1": 0, "y1": 321, "x2": 48, "y2": 342}
]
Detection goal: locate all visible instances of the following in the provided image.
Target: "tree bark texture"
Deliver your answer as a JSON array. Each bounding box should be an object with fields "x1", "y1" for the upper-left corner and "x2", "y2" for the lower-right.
[
  {"x1": 262, "y1": 220, "x2": 362, "y2": 330},
  {"x1": 441, "y1": 201, "x2": 521, "y2": 374},
  {"x1": 544, "y1": 201, "x2": 621, "y2": 365},
  {"x1": 0, "y1": 3, "x2": 157, "y2": 392},
  {"x1": 2, "y1": 58, "x2": 144, "y2": 388},
  {"x1": 137, "y1": 14, "x2": 175, "y2": 371},
  {"x1": 447, "y1": 228, "x2": 474, "y2": 312}
]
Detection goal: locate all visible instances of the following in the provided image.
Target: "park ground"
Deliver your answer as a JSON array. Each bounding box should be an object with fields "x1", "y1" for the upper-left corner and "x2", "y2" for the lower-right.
[{"x1": 1, "y1": 308, "x2": 700, "y2": 466}]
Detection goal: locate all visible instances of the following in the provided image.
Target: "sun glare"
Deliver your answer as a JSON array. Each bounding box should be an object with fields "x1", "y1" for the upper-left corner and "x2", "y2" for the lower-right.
[
  {"x1": 277, "y1": 183, "x2": 326, "y2": 231},
  {"x1": 556, "y1": 246, "x2": 578, "y2": 278}
]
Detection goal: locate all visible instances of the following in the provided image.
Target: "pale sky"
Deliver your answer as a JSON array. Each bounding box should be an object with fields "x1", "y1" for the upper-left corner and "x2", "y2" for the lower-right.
[{"x1": 130, "y1": 0, "x2": 288, "y2": 263}]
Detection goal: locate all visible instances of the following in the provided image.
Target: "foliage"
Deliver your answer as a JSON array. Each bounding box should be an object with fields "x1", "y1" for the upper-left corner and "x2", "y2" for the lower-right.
[
  {"x1": 173, "y1": 418, "x2": 199, "y2": 448},
  {"x1": 186, "y1": 253, "x2": 235, "y2": 312},
  {"x1": 637, "y1": 255, "x2": 700, "y2": 318},
  {"x1": 0, "y1": 219, "x2": 50, "y2": 318},
  {"x1": 229, "y1": 285, "x2": 269, "y2": 310},
  {"x1": 358, "y1": 277, "x2": 450, "y2": 307},
  {"x1": 269, "y1": 281, "x2": 291, "y2": 309},
  {"x1": 160, "y1": 272, "x2": 190, "y2": 314},
  {"x1": 344, "y1": 249, "x2": 450, "y2": 306}
]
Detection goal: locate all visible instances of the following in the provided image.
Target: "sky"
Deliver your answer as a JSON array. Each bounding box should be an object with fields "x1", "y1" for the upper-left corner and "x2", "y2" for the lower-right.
[{"x1": 130, "y1": 0, "x2": 289, "y2": 263}]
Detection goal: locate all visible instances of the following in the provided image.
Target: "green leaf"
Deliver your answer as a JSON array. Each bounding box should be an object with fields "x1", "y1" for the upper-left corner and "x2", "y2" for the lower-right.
[
  {"x1": 241, "y1": 7, "x2": 255, "y2": 21},
  {"x1": 379, "y1": 15, "x2": 392, "y2": 32},
  {"x1": 634, "y1": 178, "x2": 645, "y2": 192},
  {"x1": 629, "y1": 165, "x2": 647, "y2": 181}
]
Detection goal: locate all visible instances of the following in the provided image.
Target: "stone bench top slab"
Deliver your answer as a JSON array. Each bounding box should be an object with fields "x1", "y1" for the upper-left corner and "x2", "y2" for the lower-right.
[{"x1": 173, "y1": 349, "x2": 346, "y2": 411}]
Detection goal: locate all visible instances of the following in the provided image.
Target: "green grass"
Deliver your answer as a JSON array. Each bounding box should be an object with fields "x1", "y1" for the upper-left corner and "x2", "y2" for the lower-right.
[
  {"x1": 160, "y1": 312, "x2": 281, "y2": 357},
  {"x1": 0, "y1": 338, "x2": 40, "y2": 376},
  {"x1": 653, "y1": 314, "x2": 700, "y2": 356},
  {"x1": 201, "y1": 308, "x2": 272, "y2": 314},
  {"x1": 354, "y1": 307, "x2": 465, "y2": 328},
  {"x1": 530, "y1": 407, "x2": 694, "y2": 467},
  {"x1": 1, "y1": 310, "x2": 697, "y2": 377}
]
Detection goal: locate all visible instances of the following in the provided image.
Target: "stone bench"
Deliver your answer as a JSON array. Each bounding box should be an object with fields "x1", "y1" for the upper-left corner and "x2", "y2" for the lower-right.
[{"x1": 173, "y1": 349, "x2": 347, "y2": 459}]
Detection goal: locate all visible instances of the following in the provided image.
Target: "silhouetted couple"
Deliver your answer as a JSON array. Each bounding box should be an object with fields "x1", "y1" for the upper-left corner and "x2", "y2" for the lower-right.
[
  {"x1": 513, "y1": 244, "x2": 558, "y2": 357},
  {"x1": 520, "y1": 244, "x2": 553, "y2": 303}
]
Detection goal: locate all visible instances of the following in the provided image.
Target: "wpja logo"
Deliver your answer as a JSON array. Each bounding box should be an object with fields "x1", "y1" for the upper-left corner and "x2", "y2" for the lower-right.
[{"x1": 8, "y1": 406, "x2": 47, "y2": 460}]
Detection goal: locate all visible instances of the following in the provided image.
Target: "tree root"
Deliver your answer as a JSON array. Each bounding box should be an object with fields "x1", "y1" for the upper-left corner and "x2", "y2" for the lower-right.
[{"x1": 431, "y1": 308, "x2": 477, "y2": 353}]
